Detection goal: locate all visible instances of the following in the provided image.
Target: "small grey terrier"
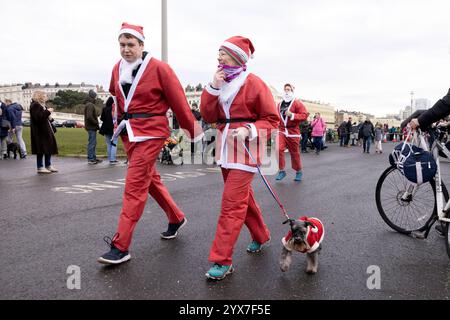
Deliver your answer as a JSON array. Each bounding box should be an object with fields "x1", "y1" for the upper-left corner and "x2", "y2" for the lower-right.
[{"x1": 279, "y1": 217, "x2": 324, "y2": 274}]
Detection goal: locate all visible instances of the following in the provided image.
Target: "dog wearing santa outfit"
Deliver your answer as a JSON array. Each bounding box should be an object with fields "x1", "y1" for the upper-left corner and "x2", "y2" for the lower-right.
[
  {"x1": 280, "y1": 216, "x2": 324, "y2": 274},
  {"x1": 98, "y1": 22, "x2": 203, "y2": 265},
  {"x1": 275, "y1": 84, "x2": 309, "y2": 182},
  {"x1": 200, "y1": 36, "x2": 280, "y2": 280}
]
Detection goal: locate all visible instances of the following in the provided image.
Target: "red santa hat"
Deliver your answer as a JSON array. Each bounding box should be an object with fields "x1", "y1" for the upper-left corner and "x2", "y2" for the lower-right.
[
  {"x1": 119, "y1": 22, "x2": 145, "y2": 42},
  {"x1": 220, "y1": 36, "x2": 255, "y2": 66}
]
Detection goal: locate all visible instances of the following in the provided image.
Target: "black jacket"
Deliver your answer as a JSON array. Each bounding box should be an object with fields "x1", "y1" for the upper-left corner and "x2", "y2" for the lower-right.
[
  {"x1": 30, "y1": 101, "x2": 58, "y2": 155},
  {"x1": 345, "y1": 120, "x2": 352, "y2": 134},
  {"x1": 99, "y1": 98, "x2": 114, "y2": 136},
  {"x1": 417, "y1": 89, "x2": 450, "y2": 130},
  {"x1": 360, "y1": 121, "x2": 375, "y2": 138}
]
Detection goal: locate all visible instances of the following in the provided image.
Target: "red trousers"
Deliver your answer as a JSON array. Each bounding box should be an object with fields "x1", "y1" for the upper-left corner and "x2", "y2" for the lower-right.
[
  {"x1": 209, "y1": 168, "x2": 271, "y2": 266},
  {"x1": 277, "y1": 134, "x2": 302, "y2": 172},
  {"x1": 113, "y1": 137, "x2": 185, "y2": 252}
]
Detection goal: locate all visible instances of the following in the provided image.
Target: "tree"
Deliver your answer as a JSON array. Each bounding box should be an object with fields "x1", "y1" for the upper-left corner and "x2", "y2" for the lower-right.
[
  {"x1": 50, "y1": 90, "x2": 88, "y2": 111},
  {"x1": 49, "y1": 90, "x2": 105, "y2": 115}
]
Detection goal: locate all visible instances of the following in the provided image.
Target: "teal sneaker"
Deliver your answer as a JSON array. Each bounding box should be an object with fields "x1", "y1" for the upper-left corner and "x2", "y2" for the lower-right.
[
  {"x1": 275, "y1": 171, "x2": 287, "y2": 181},
  {"x1": 247, "y1": 238, "x2": 270, "y2": 253},
  {"x1": 205, "y1": 264, "x2": 234, "y2": 280},
  {"x1": 294, "y1": 171, "x2": 303, "y2": 182}
]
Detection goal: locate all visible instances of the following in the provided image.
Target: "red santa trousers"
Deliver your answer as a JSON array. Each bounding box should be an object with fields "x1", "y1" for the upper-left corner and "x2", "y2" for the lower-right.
[
  {"x1": 277, "y1": 134, "x2": 302, "y2": 172},
  {"x1": 112, "y1": 137, "x2": 185, "y2": 252},
  {"x1": 209, "y1": 168, "x2": 271, "y2": 266}
]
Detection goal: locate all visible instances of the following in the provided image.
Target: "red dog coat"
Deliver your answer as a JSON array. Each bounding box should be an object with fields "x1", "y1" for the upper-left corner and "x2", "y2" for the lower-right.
[{"x1": 282, "y1": 217, "x2": 324, "y2": 253}]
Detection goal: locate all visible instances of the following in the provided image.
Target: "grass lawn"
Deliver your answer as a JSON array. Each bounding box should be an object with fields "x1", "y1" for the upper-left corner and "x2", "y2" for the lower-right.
[{"x1": 20, "y1": 127, "x2": 127, "y2": 157}]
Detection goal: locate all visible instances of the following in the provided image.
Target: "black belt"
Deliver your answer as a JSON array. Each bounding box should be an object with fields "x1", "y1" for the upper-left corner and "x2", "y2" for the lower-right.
[
  {"x1": 120, "y1": 112, "x2": 166, "y2": 121},
  {"x1": 116, "y1": 113, "x2": 167, "y2": 139},
  {"x1": 217, "y1": 118, "x2": 256, "y2": 124}
]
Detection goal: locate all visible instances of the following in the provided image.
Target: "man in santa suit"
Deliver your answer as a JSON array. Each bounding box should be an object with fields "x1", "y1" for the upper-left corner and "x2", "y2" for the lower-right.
[
  {"x1": 275, "y1": 84, "x2": 309, "y2": 182},
  {"x1": 200, "y1": 36, "x2": 280, "y2": 280},
  {"x1": 98, "y1": 23, "x2": 203, "y2": 265}
]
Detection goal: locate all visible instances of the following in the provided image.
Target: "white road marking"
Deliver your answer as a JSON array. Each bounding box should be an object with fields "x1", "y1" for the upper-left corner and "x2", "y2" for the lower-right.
[{"x1": 52, "y1": 168, "x2": 221, "y2": 194}]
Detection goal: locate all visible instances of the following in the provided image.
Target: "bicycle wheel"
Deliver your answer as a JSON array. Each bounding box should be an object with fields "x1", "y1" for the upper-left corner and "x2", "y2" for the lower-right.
[{"x1": 375, "y1": 166, "x2": 442, "y2": 234}]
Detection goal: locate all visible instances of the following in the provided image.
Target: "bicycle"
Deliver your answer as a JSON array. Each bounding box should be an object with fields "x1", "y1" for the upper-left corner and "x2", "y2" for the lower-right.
[{"x1": 375, "y1": 126, "x2": 450, "y2": 258}]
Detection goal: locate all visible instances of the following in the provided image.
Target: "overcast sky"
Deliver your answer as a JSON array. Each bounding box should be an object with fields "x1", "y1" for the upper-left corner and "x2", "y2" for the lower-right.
[{"x1": 1, "y1": 0, "x2": 449, "y2": 116}]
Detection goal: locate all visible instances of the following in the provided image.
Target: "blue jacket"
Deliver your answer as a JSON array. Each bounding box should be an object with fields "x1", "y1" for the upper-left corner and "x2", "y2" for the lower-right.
[{"x1": 6, "y1": 103, "x2": 23, "y2": 128}]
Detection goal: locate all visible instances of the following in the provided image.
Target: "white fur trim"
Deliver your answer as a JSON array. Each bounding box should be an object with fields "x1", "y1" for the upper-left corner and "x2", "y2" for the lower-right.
[
  {"x1": 125, "y1": 120, "x2": 164, "y2": 142},
  {"x1": 112, "y1": 119, "x2": 127, "y2": 142},
  {"x1": 217, "y1": 162, "x2": 258, "y2": 173},
  {"x1": 222, "y1": 41, "x2": 249, "y2": 63},
  {"x1": 206, "y1": 84, "x2": 220, "y2": 96},
  {"x1": 216, "y1": 72, "x2": 253, "y2": 172},
  {"x1": 246, "y1": 123, "x2": 258, "y2": 141},
  {"x1": 278, "y1": 99, "x2": 295, "y2": 127},
  {"x1": 308, "y1": 217, "x2": 325, "y2": 253},
  {"x1": 278, "y1": 130, "x2": 301, "y2": 138},
  {"x1": 118, "y1": 53, "x2": 152, "y2": 112},
  {"x1": 219, "y1": 71, "x2": 249, "y2": 106},
  {"x1": 307, "y1": 242, "x2": 320, "y2": 253},
  {"x1": 185, "y1": 131, "x2": 205, "y2": 143},
  {"x1": 112, "y1": 96, "x2": 118, "y2": 125},
  {"x1": 282, "y1": 237, "x2": 293, "y2": 252},
  {"x1": 119, "y1": 58, "x2": 143, "y2": 85},
  {"x1": 119, "y1": 28, "x2": 145, "y2": 42},
  {"x1": 290, "y1": 113, "x2": 295, "y2": 121}
]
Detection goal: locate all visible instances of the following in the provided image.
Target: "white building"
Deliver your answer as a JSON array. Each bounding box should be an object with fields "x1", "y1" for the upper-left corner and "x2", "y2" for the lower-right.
[
  {"x1": 401, "y1": 106, "x2": 413, "y2": 120},
  {"x1": 185, "y1": 90, "x2": 202, "y2": 108},
  {"x1": 0, "y1": 82, "x2": 107, "y2": 111},
  {"x1": 0, "y1": 84, "x2": 27, "y2": 108}
]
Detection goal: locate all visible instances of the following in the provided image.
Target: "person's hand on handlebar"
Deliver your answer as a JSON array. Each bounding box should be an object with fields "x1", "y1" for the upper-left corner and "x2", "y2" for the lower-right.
[{"x1": 409, "y1": 118, "x2": 420, "y2": 130}]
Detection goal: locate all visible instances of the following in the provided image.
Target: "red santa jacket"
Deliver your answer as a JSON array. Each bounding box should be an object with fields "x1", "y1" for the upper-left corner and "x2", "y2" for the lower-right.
[
  {"x1": 200, "y1": 71, "x2": 280, "y2": 173},
  {"x1": 109, "y1": 54, "x2": 203, "y2": 142},
  {"x1": 282, "y1": 217, "x2": 324, "y2": 253},
  {"x1": 278, "y1": 99, "x2": 309, "y2": 137}
]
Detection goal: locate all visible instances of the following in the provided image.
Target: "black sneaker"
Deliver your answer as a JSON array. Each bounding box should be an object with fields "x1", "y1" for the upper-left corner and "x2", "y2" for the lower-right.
[
  {"x1": 97, "y1": 236, "x2": 131, "y2": 265},
  {"x1": 435, "y1": 223, "x2": 445, "y2": 238},
  {"x1": 161, "y1": 218, "x2": 187, "y2": 240}
]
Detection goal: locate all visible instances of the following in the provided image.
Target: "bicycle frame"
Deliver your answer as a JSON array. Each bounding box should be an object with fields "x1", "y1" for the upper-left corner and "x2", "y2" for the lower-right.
[{"x1": 433, "y1": 139, "x2": 450, "y2": 222}]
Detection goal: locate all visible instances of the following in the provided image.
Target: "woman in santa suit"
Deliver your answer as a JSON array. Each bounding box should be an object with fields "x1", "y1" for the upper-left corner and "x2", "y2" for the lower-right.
[
  {"x1": 200, "y1": 36, "x2": 280, "y2": 280},
  {"x1": 275, "y1": 84, "x2": 309, "y2": 182},
  {"x1": 98, "y1": 23, "x2": 203, "y2": 265}
]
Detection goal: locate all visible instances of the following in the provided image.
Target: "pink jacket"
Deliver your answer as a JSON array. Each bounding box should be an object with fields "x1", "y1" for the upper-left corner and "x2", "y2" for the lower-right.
[{"x1": 311, "y1": 117, "x2": 326, "y2": 137}]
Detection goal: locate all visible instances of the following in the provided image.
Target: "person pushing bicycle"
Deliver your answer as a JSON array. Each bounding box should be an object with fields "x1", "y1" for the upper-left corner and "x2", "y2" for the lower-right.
[{"x1": 409, "y1": 88, "x2": 450, "y2": 236}]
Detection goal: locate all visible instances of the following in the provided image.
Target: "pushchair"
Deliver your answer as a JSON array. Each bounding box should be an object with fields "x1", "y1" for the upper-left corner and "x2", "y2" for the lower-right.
[{"x1": 160, "y1": 135, "x2": 184, "y2": 165}]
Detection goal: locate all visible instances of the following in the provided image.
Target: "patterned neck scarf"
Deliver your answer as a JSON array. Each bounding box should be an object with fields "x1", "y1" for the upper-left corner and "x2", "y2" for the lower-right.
[{"x1": 219, "y1": 64, "x2": 247, "y2": 83}]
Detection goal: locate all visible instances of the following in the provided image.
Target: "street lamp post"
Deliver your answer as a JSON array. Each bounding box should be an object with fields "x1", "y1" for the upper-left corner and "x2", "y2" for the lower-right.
[
  {"x1": 161, "y1": 0, "x2": 168, "y2": 63},
  {"x1": 410, "y1": 91, "x2": 414, "y2": 117}
]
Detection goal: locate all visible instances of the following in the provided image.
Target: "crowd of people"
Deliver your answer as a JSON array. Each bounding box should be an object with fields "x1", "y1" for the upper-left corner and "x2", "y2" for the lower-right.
[
  {"x1": 0, "y1": 98, "x2": 28, "y2": 160},
  {"x1": 336, "y1": 118, "x2": 408, "y2": 154}
]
